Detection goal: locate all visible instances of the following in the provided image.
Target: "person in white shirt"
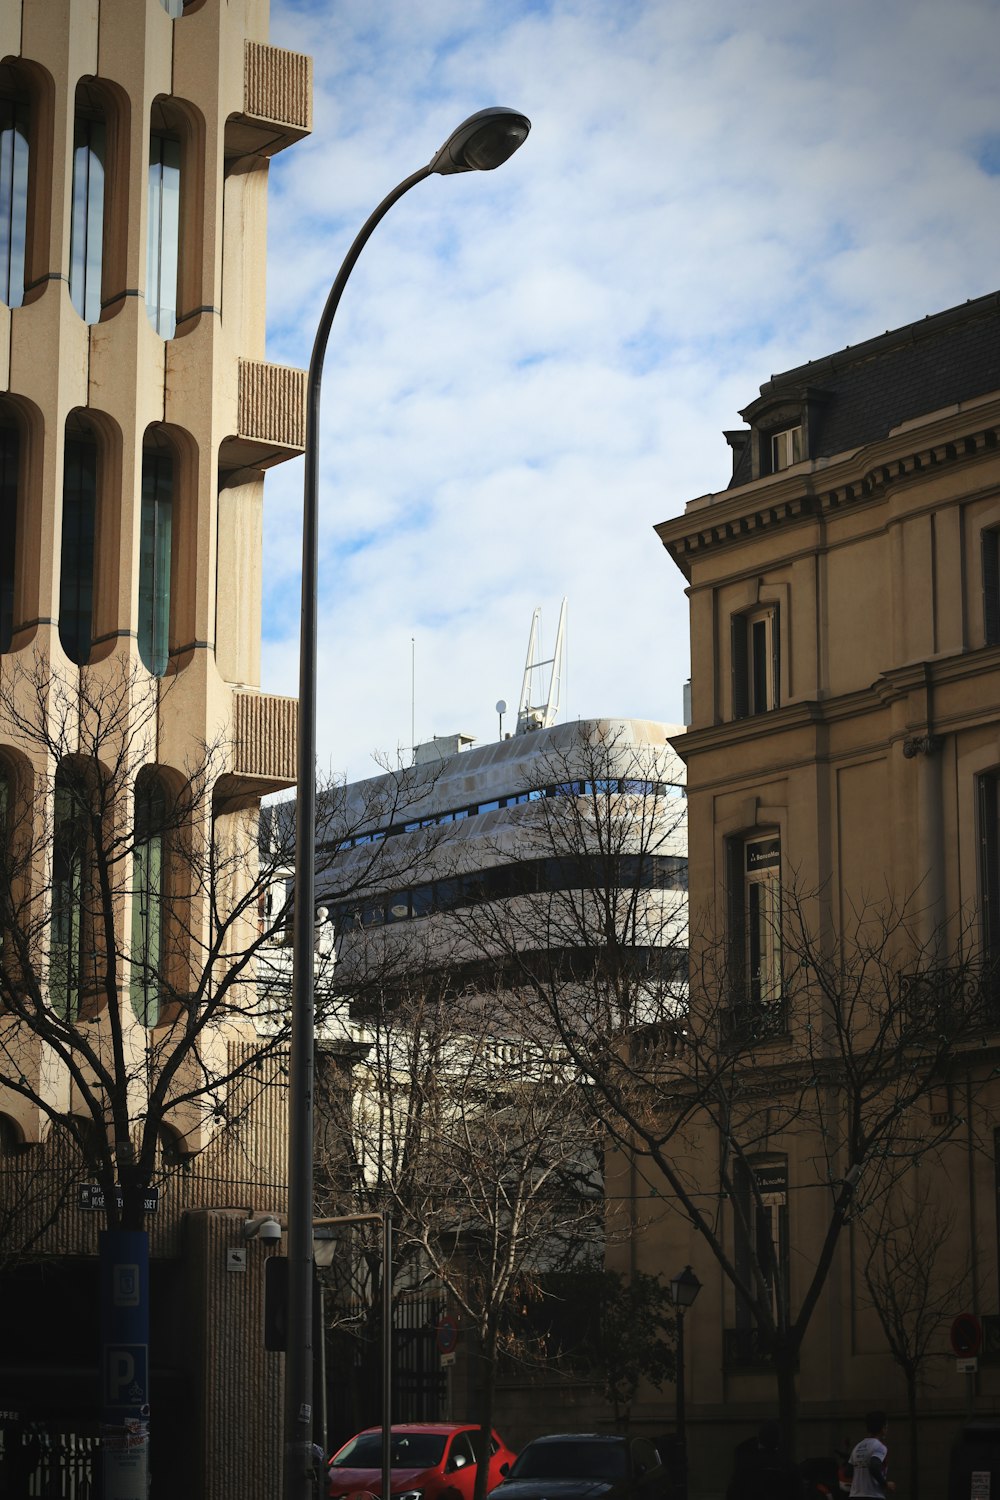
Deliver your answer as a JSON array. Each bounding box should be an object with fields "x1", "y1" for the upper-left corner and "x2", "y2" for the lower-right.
[{"x1": 848, "y1": 1411, "x2": 895, "y2": 1498}]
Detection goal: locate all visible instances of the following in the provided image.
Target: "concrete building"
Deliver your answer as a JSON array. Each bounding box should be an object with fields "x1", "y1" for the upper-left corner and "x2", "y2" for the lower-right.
[
  {"x1": 641, "y1": 289, "x2": 1000, "y2": 1493},
  {"x1": 0, "y1": 3, "x2": 308, "y2": 1495},
  {"x1": 319, "y1": 717, "x2": 687, "y2": 995}
]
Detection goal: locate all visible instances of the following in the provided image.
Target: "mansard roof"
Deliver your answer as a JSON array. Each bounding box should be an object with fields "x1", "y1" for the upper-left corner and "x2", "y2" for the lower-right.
[{"x1": 728, "y1": 289, "x2": 1000, "y2": 487}]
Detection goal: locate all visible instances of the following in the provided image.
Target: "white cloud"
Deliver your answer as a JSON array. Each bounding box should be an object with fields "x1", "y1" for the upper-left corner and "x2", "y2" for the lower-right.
[{"x1": 261, "y1": 0, "x2": 1000, "y2": 780}]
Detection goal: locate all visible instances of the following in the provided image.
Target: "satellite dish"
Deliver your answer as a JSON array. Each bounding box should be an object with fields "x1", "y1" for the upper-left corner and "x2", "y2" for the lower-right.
[{"x1": 496, "y1": 699, "x2": 507, "y2": 715}]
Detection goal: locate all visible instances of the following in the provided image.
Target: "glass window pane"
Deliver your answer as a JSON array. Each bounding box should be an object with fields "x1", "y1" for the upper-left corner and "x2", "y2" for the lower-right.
[
  {"x1": 131, "y1": 776, "x2": 166, "y2": 1026},
  {"x1": 0, "y1": 99, "x2": 29, "y2": 310},
  {"x1": 0, "y1": 416, "x2": 19, "y2": 652},
  {"x1": 146, "y1": 133, "x2": 180, "y2": 338},
  {"x1": 59, "y1": 435, "x2": 97, "y2": 665},
  {"x1": 70, "y1": 116, "x2": 106, "y2": 324},
  {"x1": 138, "y1": 450, "x2": 173, "y2": 676}
]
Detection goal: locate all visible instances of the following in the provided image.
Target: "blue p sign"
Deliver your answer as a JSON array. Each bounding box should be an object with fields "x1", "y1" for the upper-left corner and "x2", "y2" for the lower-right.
[{"x1": 103, "y1": 1345, "x2": 148, "y2": 1410}]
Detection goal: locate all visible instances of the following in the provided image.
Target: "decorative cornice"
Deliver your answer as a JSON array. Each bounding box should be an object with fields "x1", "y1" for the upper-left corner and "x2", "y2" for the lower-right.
[{"x1": 657, "y1": 399, "x2": 1000, "y2": 580}]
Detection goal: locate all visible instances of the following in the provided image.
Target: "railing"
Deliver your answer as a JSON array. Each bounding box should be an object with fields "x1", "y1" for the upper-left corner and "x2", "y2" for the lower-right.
[
  {"x1": 0, "y1": 1424, "x2": 98, "y2": 1499},
  {"x1": 244, "y1": 42, "x2": 313, "y2": 133},
  {"x1": 232, "y1": 689, "x2": 298, "y2": 785},
  {"x1": 237, "y1": 360, "x2": 306, "y2": 453}
]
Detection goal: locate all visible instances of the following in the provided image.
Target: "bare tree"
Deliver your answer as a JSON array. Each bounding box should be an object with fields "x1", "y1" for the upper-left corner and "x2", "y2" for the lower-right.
[
  {"x1": 311, "y1": 972, "x2": 605, "y2": 1497},
  {"x1": 451, "y1": 725, "x2": 989, "y2": 1452},
  {"x1": 0, "y1": 654, "x2": 449, "y2": 1484},
  {"x1": 508, "y1": 1266, "x2": 677, "y2": 1430},
  {"x1": 859, "y1": 1174, "x2": 971, "y2": 1500}
]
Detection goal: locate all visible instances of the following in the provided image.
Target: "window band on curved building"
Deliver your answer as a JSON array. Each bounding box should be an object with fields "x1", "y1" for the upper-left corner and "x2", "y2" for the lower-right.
[
  {"x1": 331, "y1": 775, "x2": 685, "y2": 852},
  {"x1": 328, "y1": 850, "x2": 688, "y2": 933}
]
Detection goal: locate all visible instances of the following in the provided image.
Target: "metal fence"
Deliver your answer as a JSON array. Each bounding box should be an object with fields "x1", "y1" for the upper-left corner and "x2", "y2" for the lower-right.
[{"x1": 0, "y1": 1424, "x2": 98, "y2": 1499}]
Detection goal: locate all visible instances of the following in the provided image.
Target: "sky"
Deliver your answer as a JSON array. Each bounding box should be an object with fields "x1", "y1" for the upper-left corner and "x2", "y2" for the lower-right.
[{"x1": 261, "y1": 0, "x2": 1000, "y2": 784}]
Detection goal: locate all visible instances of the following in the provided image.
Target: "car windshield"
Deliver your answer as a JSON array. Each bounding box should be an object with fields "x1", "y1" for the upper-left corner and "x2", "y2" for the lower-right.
[
  {"x1": 509, "y1": 1442, "x2": 626, "y2": 1481},
  {"x1": 332, "y1": 1434, "x2": 447, "y2": 1469}
]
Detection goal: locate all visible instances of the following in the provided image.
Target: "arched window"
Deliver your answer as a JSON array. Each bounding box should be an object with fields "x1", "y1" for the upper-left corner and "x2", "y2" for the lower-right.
[
  {"x1": 138, "y1": 436, "x2": 173, "y2": 676},
  {"x1": 0, "y1": 407, "x2": 19, "y2": 652},
  {"x1": 51, "y1": 764, "x2": 93, "y2": 1021},
  {"x1": 131, "y1": 771, "x2": 167, "y2": 1026},
  {"x1": 0, "y1": 78, "x2": 29, "y2": 310},
  {"x1": 70, "y1": 86, "x2": 106, "y2": 324},
  {"x1": 59, "y1": 420, "x2": 97, "y2": 665},
  {"x1": 146, "y1": 117, "x2": 180, "y2": 338}
]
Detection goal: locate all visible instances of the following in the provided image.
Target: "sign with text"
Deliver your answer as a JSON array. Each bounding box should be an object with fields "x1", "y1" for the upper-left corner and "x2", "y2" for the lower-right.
[{"x1": 79, "y1": 1185, "x2": 159, "y2": 1213}]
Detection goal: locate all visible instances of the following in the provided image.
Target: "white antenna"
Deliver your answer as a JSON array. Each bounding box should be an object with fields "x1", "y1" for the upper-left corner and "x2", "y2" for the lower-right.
[{"x1": 516, "y1": 598, "x2": 567, "y2": 735}]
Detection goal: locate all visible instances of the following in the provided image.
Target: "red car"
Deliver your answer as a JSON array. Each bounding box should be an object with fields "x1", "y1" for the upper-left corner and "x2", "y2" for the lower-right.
[{"x1": 328, "y1": 1423, "x2": 516, "y2": 1500}]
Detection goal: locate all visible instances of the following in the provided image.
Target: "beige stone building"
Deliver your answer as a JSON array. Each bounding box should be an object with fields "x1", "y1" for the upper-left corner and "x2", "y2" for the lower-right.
[
  {"x1": 634, "y1": 290, "x2": 1000, "y2": 1494},
  {"x1": 0, "y1": 2, "x2": 309, "y2": 1494}
]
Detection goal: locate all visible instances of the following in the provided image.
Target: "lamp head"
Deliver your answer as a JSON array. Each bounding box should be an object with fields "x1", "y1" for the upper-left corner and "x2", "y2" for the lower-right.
[
  {"x1": 429, "y1": 108, "x2": 531, "y2": 176},
  {"x1": 670, "y1": 1264, "x2": 702, "y2": 1309}
]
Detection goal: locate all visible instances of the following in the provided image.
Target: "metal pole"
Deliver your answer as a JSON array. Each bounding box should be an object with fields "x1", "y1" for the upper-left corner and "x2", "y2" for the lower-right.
[
  {"x1": 676, "y1": 1308, "x2": 686, "y2": 1500},
  {"x1": 283, "y1": 166, "x2": 430, "y2": 1500},
  {"x1": 381, "y1": 1211, "x2": 393, "y2": 1500}
]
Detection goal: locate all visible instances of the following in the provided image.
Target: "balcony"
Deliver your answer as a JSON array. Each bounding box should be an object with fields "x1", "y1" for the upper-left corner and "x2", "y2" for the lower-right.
[
  {"x1": 225, "y1": 42, "x2": 313, "y2": 162},
  {"x1": 220, "y1": 359, "x2": 306, "y2": 473},
  {"x1": 228, "y1": 690, "x2": 298, "y2": 794}
]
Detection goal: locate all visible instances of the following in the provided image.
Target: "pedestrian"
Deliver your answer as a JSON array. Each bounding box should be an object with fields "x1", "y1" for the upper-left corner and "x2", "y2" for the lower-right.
[
  {"x1": 725, "y1": 1420, "x2": 802, "y2": 1500},
  {"x1": 847, "y1": 1412, "x2": 895, "y2": 1498}
]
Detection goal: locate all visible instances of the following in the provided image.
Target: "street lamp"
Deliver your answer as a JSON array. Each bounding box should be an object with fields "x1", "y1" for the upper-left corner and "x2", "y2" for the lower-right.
[
  {"x1": 283, "y1": 107, "x2": 531, "y2": 1500},
  {"x1": 670, "y1": 1265, "x2": 701, "y2": 1500}
]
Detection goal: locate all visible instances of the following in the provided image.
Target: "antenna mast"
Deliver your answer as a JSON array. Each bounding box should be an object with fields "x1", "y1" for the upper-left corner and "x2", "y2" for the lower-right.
[{"x1": 516, "y1": 598, "x2": 567, "y2": 734}]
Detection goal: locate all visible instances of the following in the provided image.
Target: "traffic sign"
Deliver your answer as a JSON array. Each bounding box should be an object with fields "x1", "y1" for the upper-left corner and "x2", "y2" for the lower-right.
[
  {"x1": 951, "y1": 1313, "x2": 983, "y2": 1358},
  {"x1": 436, "y1": 1315, "x2": 458, "y2": 1355}
]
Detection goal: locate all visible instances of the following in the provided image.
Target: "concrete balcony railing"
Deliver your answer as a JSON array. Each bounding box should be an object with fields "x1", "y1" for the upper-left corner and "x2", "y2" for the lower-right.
[
  {"x1": 225, "y1": 42, "x2": 313, "y2": 161},
  {"x1": 221, "y1": 359, "x2": 306, "y2": 472},
  {"x1": 231, "y1": 690, "x2": 298, "y2": 790}
]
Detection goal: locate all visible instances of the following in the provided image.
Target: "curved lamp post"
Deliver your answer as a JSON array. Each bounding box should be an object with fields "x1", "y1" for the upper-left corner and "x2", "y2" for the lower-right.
[
  {"x1": 670, "y1": 1265, "x2": 702, "y2": 1500},
  {"x1": 283, "y1": 107, "x2": 531, "y2": 1500}
]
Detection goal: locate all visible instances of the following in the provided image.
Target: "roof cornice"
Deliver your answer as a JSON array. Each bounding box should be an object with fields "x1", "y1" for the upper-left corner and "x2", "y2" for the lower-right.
[{"x1": 656, "y1": 392, "x2": 1000, "y2": 581}]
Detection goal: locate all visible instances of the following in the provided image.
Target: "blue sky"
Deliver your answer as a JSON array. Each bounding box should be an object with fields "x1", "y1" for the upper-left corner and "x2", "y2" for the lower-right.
[{"x1": 261, "y1": 0, "x2": 1000, "y2": 782}]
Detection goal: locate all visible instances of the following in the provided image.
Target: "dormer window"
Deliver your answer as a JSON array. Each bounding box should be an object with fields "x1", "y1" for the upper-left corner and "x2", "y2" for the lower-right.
[{"x1": 770, "y1": 426, "x2": 802, "y2": 472}]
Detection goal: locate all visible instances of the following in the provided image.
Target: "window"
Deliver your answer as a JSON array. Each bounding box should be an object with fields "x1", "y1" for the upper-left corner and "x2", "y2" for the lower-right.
[
  {"x1": 770, "y1": 426, "x2": 802, "y2": 472},
  {"x1": 0, "y1": 410, "x2": 19, "y2": 652},
  {"x1": 138, "y1": 440, "x2": 173, "y2": 676},
  {"x1": 734, "y1": 1156, "x2": 788, "y2": 1326},
  {"x1": 146, "y1": 129, "x2": 180, "y2": 337},
  {"x1": 0, "y1": 92, "x2": 29, "y2": 310},
  {"x1": 131, "y1": 772, "x2": 167, "y2": 1026},
  {"x1": 732, "y1": 605, "x2": 779, "y2": 717},
  {"x1": 979, "y1": 772, "x2": 1000, "y2": 983},
  {"x1": 70, "y1": 98, "x2": 106, "y2": 324},
  {"x1": 983, "y1": 528, "x2": 1000, "y2": 647},
  {"x1": 59, "y1": 425, "x2": 98, "y2": 665},
  {"x1": 51, "y1": 765, "x2": 95, "y2": 1020},
  {"x1": 729, "y1": 832, "x2": 782, "y2": 1009}
]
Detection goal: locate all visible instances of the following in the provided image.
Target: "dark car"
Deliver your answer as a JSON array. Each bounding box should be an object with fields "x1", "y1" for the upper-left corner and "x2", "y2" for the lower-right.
[
  {"x1": 487, "y1": 1434, "x2": 668, "y2": 1500},
  {"x1": 328, "y1": 1422, "x2": 516, "y2": 1500}
]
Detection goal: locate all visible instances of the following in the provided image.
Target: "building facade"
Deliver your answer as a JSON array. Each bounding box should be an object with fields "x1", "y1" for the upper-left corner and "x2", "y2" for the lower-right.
[
  {"x1": 0, "y1": 3, "x2": 308, "y2": 1495},
  {"x1": 640, "y1": 290, "x2": 1000, "y2": 1493}
]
